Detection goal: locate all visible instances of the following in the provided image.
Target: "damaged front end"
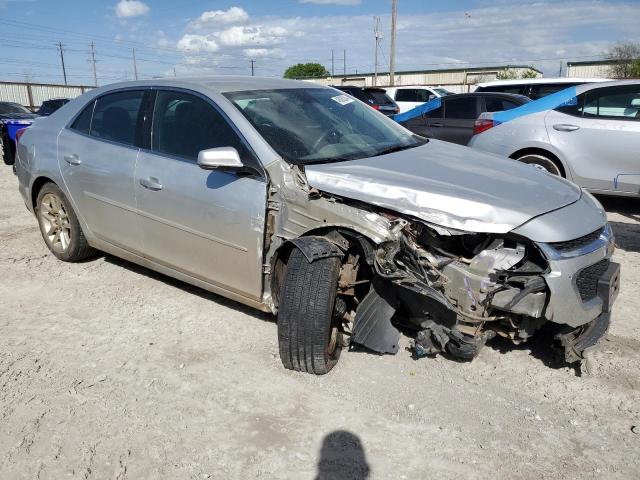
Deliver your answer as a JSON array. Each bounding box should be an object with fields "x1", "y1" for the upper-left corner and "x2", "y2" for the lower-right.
[{"x1": 349, "y1": 215, "x2": 618, "y2": 365}]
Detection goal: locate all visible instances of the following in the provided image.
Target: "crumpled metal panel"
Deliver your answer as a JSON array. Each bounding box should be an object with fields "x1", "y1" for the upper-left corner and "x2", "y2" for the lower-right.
[{"x1": 305, "y1": 140, "x2": 581, "y2": 234}]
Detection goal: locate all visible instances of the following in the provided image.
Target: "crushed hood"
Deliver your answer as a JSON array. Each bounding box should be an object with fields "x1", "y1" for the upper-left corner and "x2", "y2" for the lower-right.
[{"x1": 304, "y1": 140, "x2": 581, "y2": 233}]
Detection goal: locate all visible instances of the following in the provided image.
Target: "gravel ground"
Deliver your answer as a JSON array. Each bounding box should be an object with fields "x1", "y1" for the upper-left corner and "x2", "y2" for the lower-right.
[{"x1": 1, "y1": 165, "x2": 639, "y2": 480}]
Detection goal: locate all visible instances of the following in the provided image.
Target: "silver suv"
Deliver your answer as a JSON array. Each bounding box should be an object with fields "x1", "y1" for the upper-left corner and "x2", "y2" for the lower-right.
[{"x1": 15, "y1": 77, "x2": 619, "y2": 374}]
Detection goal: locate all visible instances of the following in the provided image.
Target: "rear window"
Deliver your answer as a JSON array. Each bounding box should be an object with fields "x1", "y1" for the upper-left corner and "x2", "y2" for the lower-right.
[
  {"x1": 484, "y1": 97, "x2": 522, "y2": 112},
  {"x1": 394, "y1": 89, "x2": 432, "y2": 103},
  {"x1": 364, "y1": 89, "x2": 395, "y2": 106}
]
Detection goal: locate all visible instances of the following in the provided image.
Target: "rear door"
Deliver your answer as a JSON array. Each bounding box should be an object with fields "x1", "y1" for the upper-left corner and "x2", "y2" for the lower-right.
[
  {"x1": 58, "y1": 89, "x2": 146, "y2": 253},
  {"x1": 134, "y1": 88, "x2": 268, "y2": 300},
  {"x1": 436, "y1": 96, "x2": 480, "y2": 144},
  {"x1": 545, "y1": 84, "x2": 640, "y2": 193}
]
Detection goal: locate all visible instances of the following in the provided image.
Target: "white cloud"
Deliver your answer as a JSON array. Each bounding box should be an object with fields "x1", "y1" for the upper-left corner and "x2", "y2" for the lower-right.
[
  {"x1": 218, "y1": 25, "x2": 290, "y2": 47},
  {"x1": 299, "y1": 0, "x2": 362, "y2": 4},
  {"x1": 115, "y1": 0, "x2": 149, "y2": 18},
  {"x1": 176, "y1": 34, "x2": 219, "y2": 52},
  {"x1": 190, "y1": 6, "x2": 249, "y2": 29}
]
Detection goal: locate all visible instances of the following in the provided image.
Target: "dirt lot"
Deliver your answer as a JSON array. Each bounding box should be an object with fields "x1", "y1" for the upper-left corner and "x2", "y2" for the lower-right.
[{"x1": 1, "y1": 165, "x2": 639, "y2": 480}]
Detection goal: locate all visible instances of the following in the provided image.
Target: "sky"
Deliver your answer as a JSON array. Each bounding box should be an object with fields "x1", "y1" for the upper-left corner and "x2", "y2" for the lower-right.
[{"x1": 0, "y1": 0, "x2": 638, "y2": 86}]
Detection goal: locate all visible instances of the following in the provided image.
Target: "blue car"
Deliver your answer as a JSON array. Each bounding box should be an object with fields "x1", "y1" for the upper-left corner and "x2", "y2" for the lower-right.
[{"x1": 1, "y1": 101, "x2": 38, "y2": 165}]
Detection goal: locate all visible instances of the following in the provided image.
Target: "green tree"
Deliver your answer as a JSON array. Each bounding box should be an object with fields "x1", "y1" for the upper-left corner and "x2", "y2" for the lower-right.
[
  {"x1": 631, "y1": 59, "x2": 640, "y2": 78},
  {"x1": 496, "y1": 68, "x2": 538, "y2": 80},
  {"x1": 521, "y1": 69, "x2": 539, "y2": 79},
  {"x1": 283, "y1": 63, "x2": 330, "y2": 79},
  {"x1": 607, "y1": 42, "x2": 640, "y2": 78}
]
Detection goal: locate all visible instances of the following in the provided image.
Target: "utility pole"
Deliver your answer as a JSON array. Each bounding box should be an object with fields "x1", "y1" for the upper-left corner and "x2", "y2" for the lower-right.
[
  {"x1": 558, "y1": 61, "x2": 563, "y2": 77},
  {"x1": 250, "y1": 59, "x2": 255, "y2": 76},
  {"x1": 373, "y1": 16, "x2": 383, "y2": 86},
  {"x1": 343, "y1": 49, "x2": 346, "y2": 78},
  {"x1": 173, "y1": 67, "x2": 177, "y2": 77},
  {"x1": 132, "y1": 47, "x2": 138, "y2": 80},
  {"x1": 389, "y1": 0, "x2": 397, "y2": 86},
  {"x1": 331, "y1": 49, "x2": 335, "y2": 77},
  {"x1": 89, "y1": 42, "x2": 98, "y2": 87},
  {"x1": 57, "y1": 41, "x2": 67, "y2": 85}
]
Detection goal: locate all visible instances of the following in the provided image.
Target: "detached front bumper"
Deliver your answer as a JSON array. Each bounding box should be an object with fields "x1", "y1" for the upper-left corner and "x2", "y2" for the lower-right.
[{"x1": 538, "y1": 223, "x2": 619, "y2": 329}]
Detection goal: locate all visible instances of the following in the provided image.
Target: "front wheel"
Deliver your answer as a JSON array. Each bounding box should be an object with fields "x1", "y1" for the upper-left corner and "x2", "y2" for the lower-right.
[
  {"x1": 516, "y1": 153, "x2": 562, "y2": 176},
  {"x1": 277, "y1": 248, "x2": 343, "y2": 375},
  {"x1": 36, "y1": 182, "x2": 96, "y2": 262}
]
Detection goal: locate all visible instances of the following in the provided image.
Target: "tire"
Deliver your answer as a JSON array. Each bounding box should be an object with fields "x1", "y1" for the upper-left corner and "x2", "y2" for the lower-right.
[
  {"x1": 36, "y1": 182, "x2": 96, "y2": 262},
  {"x1": 277, "y1": 247, "x2": 343, "y2": 375},
  {"x1": 1, "y1": 134, "x2": 14, "y2": 166},
  {"x1": 516, "y1": 153, "x2": 562, "y2": 176}
]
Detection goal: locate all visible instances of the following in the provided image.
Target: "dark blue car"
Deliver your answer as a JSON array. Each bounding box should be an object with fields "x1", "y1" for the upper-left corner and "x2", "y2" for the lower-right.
[{"x1": 1, "y1": 101, "x2": 38, "y2": 165}]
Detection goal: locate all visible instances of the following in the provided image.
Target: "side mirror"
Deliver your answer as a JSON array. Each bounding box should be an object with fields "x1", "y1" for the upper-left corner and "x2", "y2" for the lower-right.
[
  {"x1": 428, "y1": 94, "x2": 436, "y2": 101},
  {"x1": 197, "y1": 147, "x2": 243, "y2": 170}
]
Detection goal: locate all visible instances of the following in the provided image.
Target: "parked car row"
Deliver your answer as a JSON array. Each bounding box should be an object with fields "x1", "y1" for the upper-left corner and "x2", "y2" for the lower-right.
[
  {"x1": 0, "y1": 98, "x2": 70, "y2": 164},
  {"x1": 12, "y1": 77, "x2": 620, "y2": 376}
]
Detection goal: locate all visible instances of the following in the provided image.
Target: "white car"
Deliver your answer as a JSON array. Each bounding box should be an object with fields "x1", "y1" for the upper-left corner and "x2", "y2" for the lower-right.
[
  {"x1": 474, "y1": 77, "x2": 609, "y2": 100},
  {"x1": 384, "y1": 85, "x2": 454, "y2": 113},
  {"x1": 468, "y1": 80, "x2": 640, "y2": 196}
]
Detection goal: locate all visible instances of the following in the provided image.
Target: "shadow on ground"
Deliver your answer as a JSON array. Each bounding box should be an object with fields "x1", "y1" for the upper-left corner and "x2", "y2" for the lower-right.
[
  {"x1": 103, "y1": 254, "x2": 274, "y2": 324},
  {"x1": 316, "y1": 430, "x2": 370, "y2": 480}
]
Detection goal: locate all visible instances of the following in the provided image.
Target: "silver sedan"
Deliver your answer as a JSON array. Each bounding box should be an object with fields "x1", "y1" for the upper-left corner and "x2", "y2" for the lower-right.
[{"x1": 15, "y1": 77, "x2": 619, "y2": 374}]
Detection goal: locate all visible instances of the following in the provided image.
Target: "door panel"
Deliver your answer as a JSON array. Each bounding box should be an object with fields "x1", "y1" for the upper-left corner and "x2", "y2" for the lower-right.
[
  {"x1": 437, "y1": 96, "x2": 479, "y2": 145},
  {"x1": 546, "y1": 86, "x2": 640, "y2": 193},
  {"x1": 134, "y1": 89, "x2": 267, "y2": 299},
  {"x1": 58, "y1": 91, "x2": 145, "y2": 253}
]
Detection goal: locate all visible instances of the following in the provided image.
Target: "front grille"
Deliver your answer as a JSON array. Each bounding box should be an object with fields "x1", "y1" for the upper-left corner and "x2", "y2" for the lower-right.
[
  {"x1": 549, "y1": 227, "x2": 603, "y2": 253},
  {"x1": 576, "y1": 259, "x2": 609, "y2": 301}
]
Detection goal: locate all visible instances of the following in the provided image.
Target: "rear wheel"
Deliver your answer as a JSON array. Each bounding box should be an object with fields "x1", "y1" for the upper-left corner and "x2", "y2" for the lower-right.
[
  {"x1": 516, "y1": 153, "x2": 562, "y2": 176},
  {"x1": 36, "y1": 183, "x2": 96, "y2": 262},
  {"x1": 277, "y1": 248, "x2": 343, "y2": 375}
]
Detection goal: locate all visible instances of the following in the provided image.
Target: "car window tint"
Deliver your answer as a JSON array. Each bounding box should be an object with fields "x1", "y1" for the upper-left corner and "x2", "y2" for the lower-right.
[
  {"x1": 152, "y1": 90, "x2": 246, "y2": 161},
  {"x1": 70, "y1": 100, "x2": 95, "y2": 134},
  {"x1": 416, "y1": 89, "x2": 432, "y2": 102},
  {"x1": 364, "y1": 90, "x2": 395, "y2": 105},
  {"x1": 424, "y1": 105, "x2": 443, "y2": 119},
  {"x1": 485, "y1": 97, "x2": 519, "y2": 112},
  {"x1": 444, "y1": 97, "x2": 478, "y2": 119},
  {"x1": 90, "y1": 90, "x2": 144, "y2": 146},
  {"x1": 583, "y1": 86, "x2": 640, "y2": 120},
  {"x1": 478, "y1": 86, "x2": 523, "y2": 95},
  {"x1": 529, "y1": 84, "x2": 575, "y2": 100},
  {"x1": 395, "y1": 89, "x2": 418, "y2": 102},
  {"x1": 556, "y1": 93, "x2": 585, "y2": 117}
]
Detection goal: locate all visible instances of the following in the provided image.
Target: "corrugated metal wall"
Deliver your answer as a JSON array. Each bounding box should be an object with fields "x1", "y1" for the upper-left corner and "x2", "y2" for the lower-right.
[
  {"x1": 566, "y1": 63, "x2": 613, "y2": 79},
  {"x1": 0, "y1": 82, "x2": 92, "y2": 109},
  {"x1": 301, "y1": 67, "x2": 539, "y2": 92}
]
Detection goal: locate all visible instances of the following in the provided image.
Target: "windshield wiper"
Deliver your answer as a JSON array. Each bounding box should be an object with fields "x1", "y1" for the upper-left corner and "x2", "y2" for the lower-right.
[{"x1": 373, "y1": 141, "x2": 425, "y2": 157}]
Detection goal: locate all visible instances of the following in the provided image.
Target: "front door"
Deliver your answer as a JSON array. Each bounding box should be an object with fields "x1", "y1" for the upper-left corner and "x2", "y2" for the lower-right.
[
  {"x1": 545, "y1": 84, "x2": 640, "y2": 193},
  {"x1": 134, "y1": 89, "x2": 267, "y2": 300},
  {"x1": 58, "y1": 89, "x2": 146, "y2": 253}
]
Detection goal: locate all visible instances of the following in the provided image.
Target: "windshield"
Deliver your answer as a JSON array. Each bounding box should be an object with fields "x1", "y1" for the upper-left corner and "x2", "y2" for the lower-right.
[
  {"x1": 224, "y1": 88, "x2": 425, "y2": 165},
  {"x1": 0, "y1": 102, "x2": 30, "y2": 114},
  {"x1": 434, "y1": 88, "x2": 454, "y2": 96}
]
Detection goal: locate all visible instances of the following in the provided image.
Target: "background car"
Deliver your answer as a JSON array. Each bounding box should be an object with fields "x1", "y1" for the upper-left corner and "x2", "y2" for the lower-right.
[
  {"x1": 37, "y1": 98, "x2": 70, "y2": 116},
  {"x1": 0, "y1": 101, "x2": 38, "y2": 165},
  {"x1": 332, "y1": 85, "x2": 399, "y2": 117},
  {"x1": 474, "y1": 77, "x2": 609, "y2": 100},
  {"x1": 398, "y1": 92, "x2": 530, "y2": 145},
  {"x1": 468, "y1": 80, "x2": 640, "y2": 196},
  {"x1": 384, "y1": 85, "x2": 454, "y2": 113}
]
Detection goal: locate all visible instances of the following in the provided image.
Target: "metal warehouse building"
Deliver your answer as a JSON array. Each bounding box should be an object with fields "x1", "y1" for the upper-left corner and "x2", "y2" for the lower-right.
[
  {"x1": 566, "y1": 60, "x2": 616, "y2": 79},
  {"x1": 298, "y1": 65, "x2": 541, "y2": 92},
  {"x1": 0, "y1": 81, "x2": 93, "y2": 110}
]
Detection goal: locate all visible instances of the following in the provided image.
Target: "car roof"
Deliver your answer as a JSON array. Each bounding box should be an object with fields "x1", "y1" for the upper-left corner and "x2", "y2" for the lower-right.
[
  {"x1": 449, "y1": 92, "x2": 530, "y2": 102},
  {"x1": 95, "y1": 76, "x2": 317, "y2": 95},
  {"x1": 476, "y1": 77, "x2": 610, "y2": 87}
]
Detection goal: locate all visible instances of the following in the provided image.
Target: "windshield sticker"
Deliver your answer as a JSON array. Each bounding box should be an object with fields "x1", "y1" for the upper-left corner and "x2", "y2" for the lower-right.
[{"x1": 331, "y1": 94, "x2": 355, "y2": 106}]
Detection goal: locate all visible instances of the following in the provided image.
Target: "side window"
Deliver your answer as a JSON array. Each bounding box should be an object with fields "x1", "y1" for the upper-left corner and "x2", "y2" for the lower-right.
[
  {"x1": 583, "y1": 86, "x2": 640, "y2": 120},
  {"x1": 444, "y1": 97, "x2": 478, "y2": 119},
  {"x1": 90, "y1": 90, "x2": 144, "y2": 146},
  {"x1": 416, "y1": 89, "x2": 432, "y2": 102},
  {"x1": 152, "y1": 90, "x2": 247, "y2": 161},
  {"x1": 529, "y1": 84, "x2": 573, "y2": 100},
  {"x1": 395, "y1": 89, "x2": 418, "y2": 102},
  {"x1": 485, "y1": 97, "x2": 521, "y2": 112},
  {"x1": 555, "y1": 93, "x2": 585, "y2": 117},
  {"x1": 70, "y1": 100, "x2": 95, "y2": 134}
]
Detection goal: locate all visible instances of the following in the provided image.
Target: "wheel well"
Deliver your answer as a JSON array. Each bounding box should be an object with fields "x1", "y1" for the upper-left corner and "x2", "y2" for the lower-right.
[
  {"x1": 30, "y1": 176, "x2": 56, "y2": 210},
  {"x1": 270, "y1": 228, "x2": 375, "y2": 308},
  {"x1": 509, "y1": 148, "x2": 566, "y2": 177}
]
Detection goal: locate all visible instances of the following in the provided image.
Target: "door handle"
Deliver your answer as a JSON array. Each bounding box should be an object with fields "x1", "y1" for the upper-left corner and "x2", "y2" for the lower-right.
[
  {"x1": 63, "y1": 154, "x2": 81, "y2": 165},
  {"x1": 139, "y1": 177, "x2": 163, "y2": 191},
  {"x1": 431, "y1": 122, "x2": 443, "y2": 127},
  {"x1": 553, "y1": 124, "x2": 580, "y2": 132}
]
